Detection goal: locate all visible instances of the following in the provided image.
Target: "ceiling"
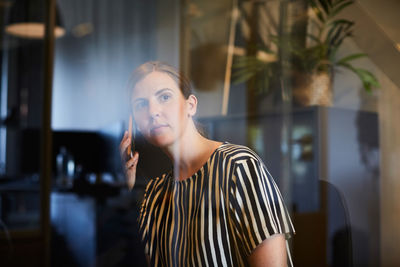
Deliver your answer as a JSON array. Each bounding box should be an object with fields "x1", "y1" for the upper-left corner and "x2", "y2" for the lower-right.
[
  {"x1": 339, "y1": 0, "x2": 400, "y2": 89},
  {"x1": 360, "y1": 0, "x2": 400, "y2": 45}
]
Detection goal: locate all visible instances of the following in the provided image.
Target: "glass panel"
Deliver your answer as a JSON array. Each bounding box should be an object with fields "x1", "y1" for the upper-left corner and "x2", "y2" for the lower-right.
[
  {"x1": 0, "y1": 0, "x2": 49, "y2": 232},
  {"x1": 50, "y1": 1, "x2": 159, "y2": 266},
  {"x1": 0, "y1": 0, "x2": 396, "y2": 266},
  {"x1": 0, "y1": 0, "x2": 54, "y2": 266},
  {"x1": 50, "y1": 0, "x2": 389, "y2": 266},
  {"x1": 185, "y1": 0, "x2": 389, "y2": 266}
]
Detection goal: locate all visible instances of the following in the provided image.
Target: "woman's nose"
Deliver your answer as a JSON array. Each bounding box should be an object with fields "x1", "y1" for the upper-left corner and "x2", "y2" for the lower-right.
[{"x1": 148, "y1": 100, "x2": 161, "y2": 118}]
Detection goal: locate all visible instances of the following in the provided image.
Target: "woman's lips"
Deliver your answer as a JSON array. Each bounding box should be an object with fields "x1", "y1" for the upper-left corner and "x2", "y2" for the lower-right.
[{"x1": 150, "y1": 125, "x2": 168, "y2": 135}]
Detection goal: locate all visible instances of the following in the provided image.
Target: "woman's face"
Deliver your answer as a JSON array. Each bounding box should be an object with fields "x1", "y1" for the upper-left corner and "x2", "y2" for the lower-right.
[{"x1": 131, "y1": 71, "x2": 196, "y2": 147}]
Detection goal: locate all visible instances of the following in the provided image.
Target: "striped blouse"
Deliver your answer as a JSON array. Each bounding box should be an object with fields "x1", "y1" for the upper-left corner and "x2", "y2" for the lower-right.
[{"x1": 138, "y1": 143, "x2": 295, "y2": 266}]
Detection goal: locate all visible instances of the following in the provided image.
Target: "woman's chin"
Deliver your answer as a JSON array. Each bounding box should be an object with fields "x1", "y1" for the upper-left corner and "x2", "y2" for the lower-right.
[{"x1": 148, "y1": 136, "x2": 174, "y2": 148}]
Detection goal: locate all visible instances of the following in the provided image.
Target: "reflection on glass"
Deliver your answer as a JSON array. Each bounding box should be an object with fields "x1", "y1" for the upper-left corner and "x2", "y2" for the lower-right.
[{"x1": 0, "y1": 0, "x2": 397, "y2": 266}]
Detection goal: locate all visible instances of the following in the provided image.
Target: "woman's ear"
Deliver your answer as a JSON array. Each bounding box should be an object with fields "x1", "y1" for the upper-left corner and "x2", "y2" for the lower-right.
[{"x1": 186, "y1": 94, "x2": 198, "y2": 116}]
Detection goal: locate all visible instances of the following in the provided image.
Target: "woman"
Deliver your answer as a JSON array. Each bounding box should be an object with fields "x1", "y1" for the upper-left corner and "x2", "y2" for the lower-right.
[{"x1": 120, "y1": 61, "x2": 294, "y2": 266}]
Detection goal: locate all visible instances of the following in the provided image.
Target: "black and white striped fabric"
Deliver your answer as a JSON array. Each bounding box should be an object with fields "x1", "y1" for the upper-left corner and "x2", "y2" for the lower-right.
[{"x1": 139, "y1": 143, "x2": 295, "y2": 266}]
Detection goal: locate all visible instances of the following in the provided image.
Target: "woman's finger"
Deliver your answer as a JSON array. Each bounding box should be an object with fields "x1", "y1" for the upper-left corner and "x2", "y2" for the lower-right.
[
  {"x1": 125, "y1": 152, "x2": 139, "y2": 191},
  {"x1": 132, "y1": 151, "x2": 139, "y2": 162},
  {"x1": 120, "y1": 138, "x2": 132, "y2": 160},
  {"x1": 125, "y1": 152, "x2": 139, "y2": 170},
  {"x1": 119, "y1": 133, "x2": 126, "y2": 153},
  {"x1": 125, "y1": 157, "x2": 135, "y2": 169}
]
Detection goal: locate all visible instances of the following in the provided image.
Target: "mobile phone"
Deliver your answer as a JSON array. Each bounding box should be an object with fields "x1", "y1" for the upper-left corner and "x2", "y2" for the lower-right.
[{"x1": 127, "y1": 115, "x2": 135, "y2": 159}]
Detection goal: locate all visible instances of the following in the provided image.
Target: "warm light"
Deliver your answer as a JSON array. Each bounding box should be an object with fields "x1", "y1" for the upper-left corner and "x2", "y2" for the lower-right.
[
  {"x1": 72, "y1": 23, "x2": 93, "y2": 38},
  {"x1": 396, "y1": 43, "x2": 400, "y2": 52},
  {"x1": 5, "y1": 22, "x2": 65, "y2": 39}
]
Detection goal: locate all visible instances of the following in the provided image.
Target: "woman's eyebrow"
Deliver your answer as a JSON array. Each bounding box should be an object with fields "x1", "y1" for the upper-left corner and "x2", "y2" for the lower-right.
[
  {"x1": 132, "y1": 97, "x2": 146, "y2": 105},
  {"x1": 132, "y1": 88, "x2": 173, "y2": 104},
  {"x1": 155, "y1": 88, "x2": 173, "y2": 96}
]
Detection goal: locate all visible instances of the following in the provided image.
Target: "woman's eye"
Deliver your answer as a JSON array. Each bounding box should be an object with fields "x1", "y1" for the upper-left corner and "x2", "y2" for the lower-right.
[
  {"x1": 159, "y1": 94, "x2": 171, "y2": 102},
  {"x1": 134, "y1": 101, "x2": 147, "y2": 111}
]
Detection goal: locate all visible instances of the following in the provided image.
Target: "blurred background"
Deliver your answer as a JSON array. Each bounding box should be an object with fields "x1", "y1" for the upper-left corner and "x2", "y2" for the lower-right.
[{"x1": 0, "y1": 0, "x2": 399, "y2": 266}]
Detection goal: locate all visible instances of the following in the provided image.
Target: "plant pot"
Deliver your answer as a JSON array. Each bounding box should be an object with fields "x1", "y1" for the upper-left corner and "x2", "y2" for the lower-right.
[{"x1": 293, "y1": 71, "x2": 333, "y2": 106}]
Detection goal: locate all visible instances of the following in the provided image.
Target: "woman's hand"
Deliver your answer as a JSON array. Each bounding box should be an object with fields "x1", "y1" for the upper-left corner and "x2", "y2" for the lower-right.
[{"x1": 119, "y1": 130, "x2": 139, "y2": 190}]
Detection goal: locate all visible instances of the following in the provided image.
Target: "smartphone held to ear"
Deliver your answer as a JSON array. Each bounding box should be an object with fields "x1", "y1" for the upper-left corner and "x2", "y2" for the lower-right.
[
  {"x1": 126, "y1": 116, "x2": 137, "y2": 191},
  {"x1": 127, "y1": 115, "x2": 135, "y2": 159}
]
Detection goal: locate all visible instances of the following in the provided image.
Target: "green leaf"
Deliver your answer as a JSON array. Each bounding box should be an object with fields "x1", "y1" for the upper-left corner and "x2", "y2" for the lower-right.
[
  {"x1": 270, "y1": 35, "x2": 280, "y2": 46},
  {"x1": 328, "y1": 46, "x2": 339, "y2": 62},
  {"x1": 317, "y1": 0, "x2": 330, "y2": 16},
  {"x1": 307, "y1": 33, "x2": 323, "y2": 45},
  {"x1": 232, "y1": 66, "x2": 259, "y2": 78},
  {"x1": 233, "y1": 59, "x2": 267, "y2": 74},
  {"x1": 332, "y1": 29, "x2": 352, "y2": 49},
  {"x1": 232, "y1": 71, "x2": 256, "y2": 84},
  {"x1": 328, "y1": 19, "x2": 353, "y2": 28},
  {"x1": 355, "y1": 68, "x2": 380, "y2": 87},
  {"x1": 326, "y1": 19, "x2": 353, "y2": 44},
  {"x1": 337, "y1": 53, "x2": 367, "y2": 64},
  {"x1": 338, "y1": 62, "x2": 380, "y2": 92},
  {"x1": 308, "y1": 0, "x2": 326, "y2": 23},
  {"x1": 233, "y1": 57, "x2": 260, "y2": 68},
  {"x1": 327, "y1": 21, "x2": 353, "y2": 50},
  {"x1": 327, "y1": 24, "x2": 344, "y2": 46}
]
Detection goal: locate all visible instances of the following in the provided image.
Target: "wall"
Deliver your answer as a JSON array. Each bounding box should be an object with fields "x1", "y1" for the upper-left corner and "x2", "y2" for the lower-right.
[
  {"x1": 331, "y1": 31, "x2": 400, "y2": 267},
  {"x1": 340, "y1": 3, "x2": 400, "y2": 265},
  {"x1": 377, "y1": 68, "x2": 400, "y2": 267}
]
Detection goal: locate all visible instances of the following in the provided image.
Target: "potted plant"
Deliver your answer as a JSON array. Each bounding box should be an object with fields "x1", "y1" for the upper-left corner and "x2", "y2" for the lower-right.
[{"x1": 233, "y1": 0, "x2": 380, "y2": 106}]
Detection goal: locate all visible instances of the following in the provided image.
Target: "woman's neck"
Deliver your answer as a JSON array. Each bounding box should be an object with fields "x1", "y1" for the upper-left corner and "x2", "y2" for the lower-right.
[{"x1": 162, "y1": 123, "x2": 221, "y2": 181}]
